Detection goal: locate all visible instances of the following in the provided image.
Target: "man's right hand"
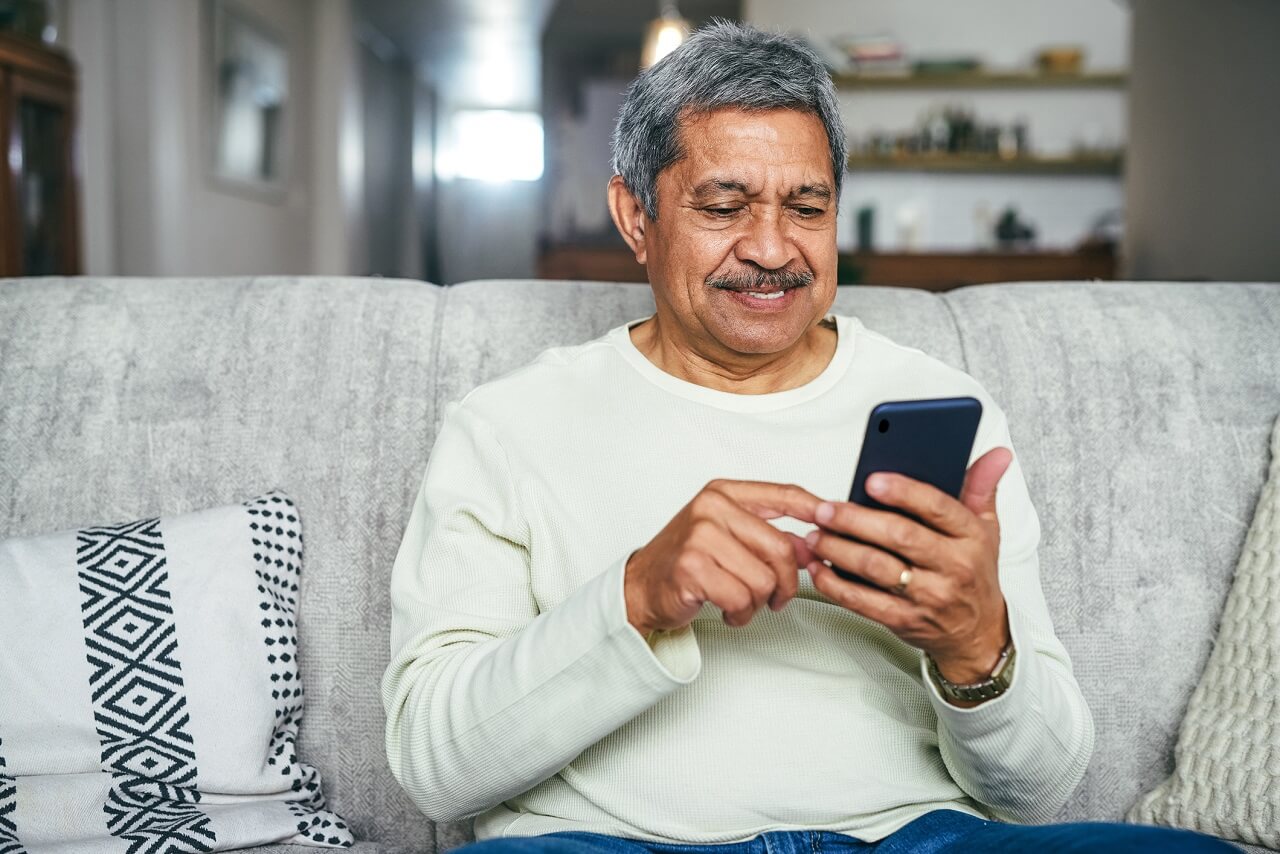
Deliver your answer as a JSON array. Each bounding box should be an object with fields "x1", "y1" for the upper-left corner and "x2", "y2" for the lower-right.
[{"x1": 623, "y1": 480, "x2": 824, "y2": 635}]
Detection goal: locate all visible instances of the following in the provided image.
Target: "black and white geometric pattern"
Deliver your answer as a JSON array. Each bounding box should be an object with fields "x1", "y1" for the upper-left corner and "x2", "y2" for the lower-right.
[
  {"x1": 244, "y1": 493, "x2": 352, "y2": 848},
  {"x1": 76, "y1": 516, "x2": 216, "y2": 854},
  {"x1": 0, "y1": 492, "x2": 353, "y2": 851},
  {"x1": 105, "y1": 777, "x2": 211, "y2": 854},
  {"x1": 0, "y1": 736, "x2": 23, "y2": 854}
]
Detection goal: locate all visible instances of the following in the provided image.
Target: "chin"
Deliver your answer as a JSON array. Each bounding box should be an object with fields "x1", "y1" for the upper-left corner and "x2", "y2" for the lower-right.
[
  {"x1": 707, "y1": 313, "x2": 809, "y2": 355},
  {"x1": 702, "y1": 287, "x2": 820, "y2": 354}
]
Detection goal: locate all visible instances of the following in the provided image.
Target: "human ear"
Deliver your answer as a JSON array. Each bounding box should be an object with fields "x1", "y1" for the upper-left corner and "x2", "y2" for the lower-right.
[{"x1": 607, "y1": 175, "x2": 648, "y2": 265}]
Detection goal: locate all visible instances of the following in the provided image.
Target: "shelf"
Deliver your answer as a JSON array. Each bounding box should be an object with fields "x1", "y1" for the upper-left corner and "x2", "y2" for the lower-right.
[
  {"x1": 832, "y1": 70, "x2": 1127, "y2": 91},
  {"x1": 846, "y1": 153, "x2": 1123, "y2": 175},
  {"x1": 536, "y1": 246, "x2": 1119, "y2": 291},
  {"x1": 0, "y1": 32, "x2": 75, "y2": 85},
  {"x1": 839, "y1": 248, "x2": 1117, "y2": 291}
]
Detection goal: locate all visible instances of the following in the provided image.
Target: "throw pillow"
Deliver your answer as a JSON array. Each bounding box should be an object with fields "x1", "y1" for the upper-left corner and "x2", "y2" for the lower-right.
[
  {"x1": 0, "y1": 490, "x2": 354, "y2": 851},
  {"x1": 1126, "y1": 414, "x2": 1280, "y2": 848}
]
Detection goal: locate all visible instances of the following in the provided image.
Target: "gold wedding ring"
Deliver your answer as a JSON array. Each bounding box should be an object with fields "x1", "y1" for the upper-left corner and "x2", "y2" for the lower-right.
[{"x1": 893, "y1": 568, "x2": 913, "y2": 595}]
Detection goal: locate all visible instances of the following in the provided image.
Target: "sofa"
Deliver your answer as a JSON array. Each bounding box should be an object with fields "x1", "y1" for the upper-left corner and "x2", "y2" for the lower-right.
[{"x1": 1, "y1": 276, "x2": 1277, "y2": 854}]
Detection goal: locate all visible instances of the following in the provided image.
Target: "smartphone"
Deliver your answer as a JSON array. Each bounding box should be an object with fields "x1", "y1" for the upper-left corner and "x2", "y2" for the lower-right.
[
  {"x1": 834, "y1": 396, "x2": 982, "y2": 579},
  {"x1": 849, "y1": 396, "x2": 983, "y2": 513}
]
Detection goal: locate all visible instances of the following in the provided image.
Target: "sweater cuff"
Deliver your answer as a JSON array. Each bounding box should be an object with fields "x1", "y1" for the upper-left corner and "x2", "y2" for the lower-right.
[
  {"x1": 920, "y1": 600, "x2": 1039, "y2": 732},
  {"x1": 604, "y1": 554, "x2": 701, "y2": 684}
]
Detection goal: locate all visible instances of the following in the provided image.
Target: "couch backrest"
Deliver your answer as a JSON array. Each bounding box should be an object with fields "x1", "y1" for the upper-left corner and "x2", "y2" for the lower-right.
[{"x1": 2, "y1": 277, "x2": 1278, "y2": 852}]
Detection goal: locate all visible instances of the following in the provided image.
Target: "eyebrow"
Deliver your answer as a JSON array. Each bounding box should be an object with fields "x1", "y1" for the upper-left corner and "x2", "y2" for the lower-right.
[
  {"x1": 793, "y1": 183, "x2": 832, "y2": 202},
  {"x1": 690, "y1": 179, "x2": 833, "y2": 202},
  {"x1": 691, "y1": 180, "x2": 751, "y2": 200}
]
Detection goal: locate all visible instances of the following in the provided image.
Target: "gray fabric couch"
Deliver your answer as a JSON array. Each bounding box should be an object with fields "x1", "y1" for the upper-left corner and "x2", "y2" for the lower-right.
[{"x1": 2, "y1": 276, "x2": 1278, "y2": 854}]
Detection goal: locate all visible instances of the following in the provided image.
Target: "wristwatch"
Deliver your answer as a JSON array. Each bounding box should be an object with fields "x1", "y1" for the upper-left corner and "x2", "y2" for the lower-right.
[{"x1": 925, "y1": 638, "x2": 1017, "y2": 704}]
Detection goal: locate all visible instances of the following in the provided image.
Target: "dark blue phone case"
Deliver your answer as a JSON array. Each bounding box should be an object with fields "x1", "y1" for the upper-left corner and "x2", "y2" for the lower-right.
[
  {"x1": 834, "y1": 397, "x2": 982, "y2": 582},
  {"x1": 848, "y1": 396, "x2": 983, "y2": 513}
]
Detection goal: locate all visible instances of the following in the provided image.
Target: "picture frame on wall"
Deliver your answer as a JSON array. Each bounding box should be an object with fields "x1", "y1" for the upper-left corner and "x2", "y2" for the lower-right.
[{"x1": 205, "y1": 0, "x2": 290, "y2": 198}]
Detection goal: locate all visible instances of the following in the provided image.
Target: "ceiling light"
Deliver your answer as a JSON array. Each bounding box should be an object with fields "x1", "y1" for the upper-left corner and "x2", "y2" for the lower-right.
[{"x1": 641, "y1": 1, "x2": 691, "y2": 69}]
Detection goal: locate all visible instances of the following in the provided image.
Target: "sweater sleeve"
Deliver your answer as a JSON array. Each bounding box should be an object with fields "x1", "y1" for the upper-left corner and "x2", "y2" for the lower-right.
[
  {"x1": 921, "y1": 399, "x2": 1095, "y2": 824},
  {"x1": 381, "y1": 400, "x2": 701, "y2": 824}
]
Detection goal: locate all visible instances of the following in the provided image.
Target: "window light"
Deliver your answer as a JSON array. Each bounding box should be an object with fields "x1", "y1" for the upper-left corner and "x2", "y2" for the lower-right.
[{"x1": 439, "y1": 109, "x2": 544, "y2": 183}]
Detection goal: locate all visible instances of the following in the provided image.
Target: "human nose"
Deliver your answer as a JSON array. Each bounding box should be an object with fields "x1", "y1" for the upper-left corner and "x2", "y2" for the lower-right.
[{"x1": 734, "y1": 207, "x2": 800, "y2": 271}]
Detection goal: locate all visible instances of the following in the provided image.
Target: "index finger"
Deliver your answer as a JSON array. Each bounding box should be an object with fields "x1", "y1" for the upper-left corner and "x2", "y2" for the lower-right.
[
  {"x1": 710, "y1": 480, "x2": 822, "y2": 524},
  {"x1": 864, "y1": 472, "x2": 973, "y2": 538}
]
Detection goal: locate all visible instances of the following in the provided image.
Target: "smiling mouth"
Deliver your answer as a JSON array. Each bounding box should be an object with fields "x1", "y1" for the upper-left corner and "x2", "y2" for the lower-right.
[{"x1": 726, "y1": 288, "x2": 790, "y2": 299}]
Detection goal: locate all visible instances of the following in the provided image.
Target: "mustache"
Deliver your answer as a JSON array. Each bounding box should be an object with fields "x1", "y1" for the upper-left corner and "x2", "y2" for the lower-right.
[{"x1": 706, "y1": 267, "x2": 815, "y2": 291}]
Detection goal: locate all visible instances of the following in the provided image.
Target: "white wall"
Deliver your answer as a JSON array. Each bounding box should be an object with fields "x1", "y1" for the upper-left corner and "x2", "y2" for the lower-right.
[
  {"x1": 1124, "y1": 0, "x2": 1280, "y2": 281},
  {"x1": 181, "y1": 0, "x2": 315, "y2": 275},
  {"x1": 68, "y1": 0, "x2": 364, "y2": 276},
  {"x1": 746, "y1": 0, "x2": 1130, "y2": 252},
  {"x1": 360, "y1": 37, "x2": 408, "y2": 277},
  {"x1": 356, "y1": 24, "x2": 435, "y2": 281},
  {"x1": 545, "y1": 77, "x2": 629, "y2": 243},
  {"x1": 66, "y1": 0, "x2": 115, "y2": 275},
  {"x1": 311, "y1": 0, "x2": 365, "y2": 276}
]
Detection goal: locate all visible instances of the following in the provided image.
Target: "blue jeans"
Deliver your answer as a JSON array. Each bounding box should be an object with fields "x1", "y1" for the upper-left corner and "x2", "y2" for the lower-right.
[{"x1": 452, "y1": 809, "x2": 1244, "y2": 854}]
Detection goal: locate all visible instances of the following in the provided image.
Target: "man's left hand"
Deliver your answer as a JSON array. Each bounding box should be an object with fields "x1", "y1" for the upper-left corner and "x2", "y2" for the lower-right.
[{"x1": 801, "y1": 447, "x2": 1014, "y2": 686}]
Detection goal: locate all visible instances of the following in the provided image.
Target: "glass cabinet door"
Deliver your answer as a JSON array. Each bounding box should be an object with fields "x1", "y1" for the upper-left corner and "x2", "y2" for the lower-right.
[{"x1": 4, "y1": 70, "x2": 77, "y2": 275}]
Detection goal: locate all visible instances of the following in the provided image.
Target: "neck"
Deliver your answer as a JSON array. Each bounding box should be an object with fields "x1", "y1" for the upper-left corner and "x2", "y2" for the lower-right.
[{"x1": 629, "y1": 313, "x2": 838, "y2": 395}]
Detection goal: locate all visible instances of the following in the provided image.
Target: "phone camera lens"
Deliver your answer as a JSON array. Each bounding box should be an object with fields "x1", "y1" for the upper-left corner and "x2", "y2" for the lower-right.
[{"x1": 878, "y1": 418, "x2": 889, "y2": 433}]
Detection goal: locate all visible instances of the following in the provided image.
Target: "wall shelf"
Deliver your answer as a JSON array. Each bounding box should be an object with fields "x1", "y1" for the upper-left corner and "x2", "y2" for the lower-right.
[
  {"x1": 832, "y1": 70, "x2": 1127, "y2": 91},
  {"x1": 846, "y1": 153, "x2": 1123, "y2": 175},
  {"x1": 536, "y1": 245, "x2": 1119, "y2": 291},
  {"x1": 839, "y1": 248, "x2": 1117, "y2": 291}
]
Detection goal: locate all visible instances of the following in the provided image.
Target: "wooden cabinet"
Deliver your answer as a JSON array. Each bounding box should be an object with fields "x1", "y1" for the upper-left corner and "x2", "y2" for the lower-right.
[
  {"x1": 538, "y1": 244, "x2": 1117, "y2": 290},
  {"x1": 0, "y1": 32, "x2": 79, "y2": 276},
  {"x1": 538, "y1": 244, "x2": 649, "y2": 283},
  {"x1": 838, "y1": 249, "x2": 1116, "y2": 291}
]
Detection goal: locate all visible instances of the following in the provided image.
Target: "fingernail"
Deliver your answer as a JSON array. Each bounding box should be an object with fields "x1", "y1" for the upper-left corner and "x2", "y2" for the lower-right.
[
  {"x1": 805, "y1": 530, "x2": 819, "y2": 547},
  {"x1": 867, "y1": 475, "x2": 887, "y2": 496},
  {"x1": 816, "y1": 502, "x2": 834, "y2": 524}
]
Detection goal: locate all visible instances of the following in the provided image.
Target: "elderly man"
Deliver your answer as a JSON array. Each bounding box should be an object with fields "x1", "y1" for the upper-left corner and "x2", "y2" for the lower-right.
[{"x1": 382, "y1": 20, "x2": 1238, "y2": 854}]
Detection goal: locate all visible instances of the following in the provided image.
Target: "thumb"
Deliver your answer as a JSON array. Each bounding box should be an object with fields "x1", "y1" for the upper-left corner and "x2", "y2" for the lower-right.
[{"x1": 960, "y1": 446, "x2": 1013, "y2": 523}]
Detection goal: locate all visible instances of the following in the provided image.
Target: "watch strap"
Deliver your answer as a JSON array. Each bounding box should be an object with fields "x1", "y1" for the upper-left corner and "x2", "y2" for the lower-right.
[{"x1": 926, "y1": 638, "x2": 1017, "y2": 703}]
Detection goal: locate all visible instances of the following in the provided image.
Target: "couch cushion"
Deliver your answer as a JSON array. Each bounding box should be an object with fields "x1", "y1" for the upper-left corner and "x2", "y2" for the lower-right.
[
  {"x1": 943, "y1": 281, "x2": 1280, "y2": 825},
  {"x1": 433, "y1": 279, "x2": 964, "y2": 418},
  {"x1": 0, "y1": 276, "x2": 441, "y2": 846},
  {"x1": 0, "y1": 490, "x2": 352, "y2": 850},
  {"x1": 1127, "y1": 412, "x2": 1280, "y2": 848}
]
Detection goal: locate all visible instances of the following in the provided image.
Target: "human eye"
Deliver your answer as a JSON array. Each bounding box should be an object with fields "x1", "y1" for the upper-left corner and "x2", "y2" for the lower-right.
[
  {"x1": 703, "y1": 205, "x2": 742, "y2": 218},
  {"x1": 791, "y1": 205, "x2": 825, "y2": 218}
]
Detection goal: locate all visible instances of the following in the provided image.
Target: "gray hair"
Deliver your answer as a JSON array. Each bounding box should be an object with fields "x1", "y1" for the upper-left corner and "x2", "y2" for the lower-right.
[{"x1": 611, "y1": 19, "x2": 847, "y2": 220}]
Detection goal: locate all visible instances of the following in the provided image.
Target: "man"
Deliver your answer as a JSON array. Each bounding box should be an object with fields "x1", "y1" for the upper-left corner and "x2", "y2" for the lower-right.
[{"x1": 382, "y1": 20, "x2": 1238, "y2": 854}]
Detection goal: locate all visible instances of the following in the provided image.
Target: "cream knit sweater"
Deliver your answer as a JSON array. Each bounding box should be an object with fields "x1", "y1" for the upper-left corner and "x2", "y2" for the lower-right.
[{"x1": 382, "y1": 313, "x2": 1095, "y2": 844}]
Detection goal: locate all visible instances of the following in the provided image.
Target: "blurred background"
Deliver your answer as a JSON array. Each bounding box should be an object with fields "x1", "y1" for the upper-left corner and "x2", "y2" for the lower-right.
[{"x1": 6, "y1": 0, "x2": 1279, "y2": 288}]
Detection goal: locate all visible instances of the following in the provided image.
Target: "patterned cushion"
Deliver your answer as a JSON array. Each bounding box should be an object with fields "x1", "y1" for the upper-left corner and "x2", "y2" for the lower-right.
[
  {"x1": 1126, "y1": 414, "x2": 1280, "y2": 848},
  {"x1": 0, "y1": 490, "x2": 353, "y2": 851}
]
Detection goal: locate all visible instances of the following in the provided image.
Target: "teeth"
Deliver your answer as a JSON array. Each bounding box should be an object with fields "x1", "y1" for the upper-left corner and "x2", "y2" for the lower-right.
[{"x1": 744, "y1": 291, "x2": 785, "y2": 300}]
